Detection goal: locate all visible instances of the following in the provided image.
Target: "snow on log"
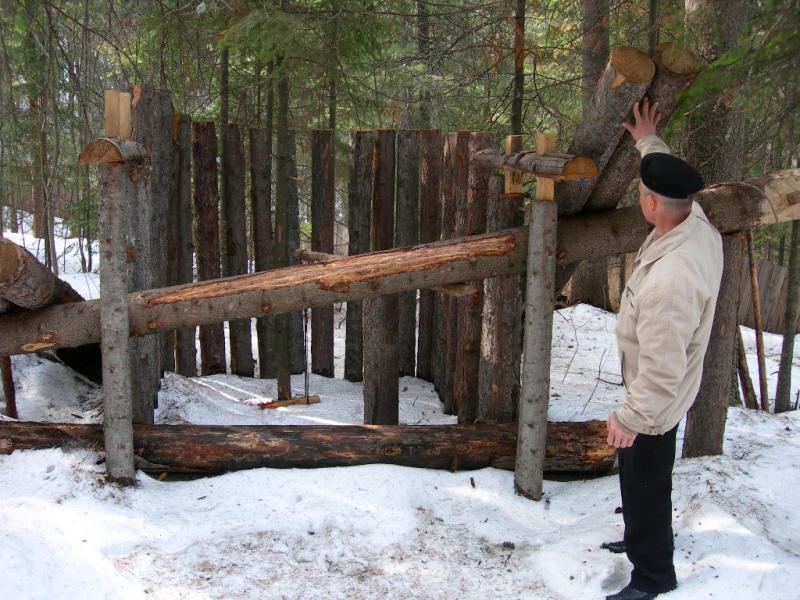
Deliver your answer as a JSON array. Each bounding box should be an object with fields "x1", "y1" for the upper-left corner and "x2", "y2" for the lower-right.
[
  {"x1": 0, "y1": 420, "x2": 616, "y2": 474},
  {"x1": 0, "y1": 169, "x2": 797, "y2": 356}
]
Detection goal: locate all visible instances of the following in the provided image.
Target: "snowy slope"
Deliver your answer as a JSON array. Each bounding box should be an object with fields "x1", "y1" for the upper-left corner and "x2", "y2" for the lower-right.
[{"x1": 2, "y1": 216, "x2": 800, "y2": 599}]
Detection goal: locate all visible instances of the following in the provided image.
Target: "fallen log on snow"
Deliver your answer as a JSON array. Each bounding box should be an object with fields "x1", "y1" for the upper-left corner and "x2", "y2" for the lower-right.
[
  {"x1": 0, "y1": 420, "x2": 616, "y2": 474},
  {"x1": 0, "y1": 169, "x2": 797, "y2": 356}
]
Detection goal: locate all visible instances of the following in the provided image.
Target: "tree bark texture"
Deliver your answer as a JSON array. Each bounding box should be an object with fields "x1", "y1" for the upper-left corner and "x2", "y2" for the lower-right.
[
  {"x1": 98, "y1": 160, "x2": 139, "y2": 485},
  {"x1": 364, "y1": 129, "x2": 399, "y2": 425},
  {"x1": 478, "y1": 175, "x2": 523, "y2": 423},
  {"x1": 250, "y1": 127, "x2": 276, "y2": 379},
  {"x1": 581, "y1": 0, "x2": 610, "y2": 113},
  {"x1": 344, "y1": 130, "x2": 374, "y2": 382},
  {"x1": 174, "y1": 115, "x2": 196, "y2": 377},
  {"x1": 436, "y1": 132, "x2": 471, "y2": 415},
  {"x1": 0, "y1": 356, "x2": 15, "y2": 419},
  {"x1": 454, "y1": 132, "x2": 495, "y2": 424},
  {"x1": 511, "y1": 0, "x2": 525, "y2": 134},
  {"x1": 416, "y1": 130, "x2": 442, "y2": 382},
  {"x1": 775, "y1": 220, "x2": 800, "y2": 413},
  {"x1": 1, "y1": 170, "x2": 799, "y2": 358},
  {"x1": 683, "y1": 0, "x2": 752, "y2": 457},
  {"x1": 311, "y1": 129, "x2": 335, "y2": 377},
  {"x1": 130, "y1": 86, "x2": 175, "y2": 420},
  {"x1": 556, "y1": 47, "x2": 655, "y2": 217},
  {"x1": 0, "y1": 420, "x2": 616, "y2": 475},
  {"x1": 287, "y1": 131, "x2": 305, "y2": 374},
  {"x1": 683, "y1": 234, "x2": 744, "y2": 457},
  {"x1": 745, "y1": 232, "x2": 770, "y2": 411},
  {"x1": 192, "y1": 122, "x2": 226, "y2": 376},
  {"x1": 736, "y1": 326, "x2": 758, "y2": 410},
  {"x1": 396, "y1": 130, "x2": 420, "y2": 376},
  {"x1": 221, "y1": 124, "x2": 255, "y2": 377}
]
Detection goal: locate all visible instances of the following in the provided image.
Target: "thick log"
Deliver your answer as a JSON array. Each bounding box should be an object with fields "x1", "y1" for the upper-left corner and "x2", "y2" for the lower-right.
[
  {"x1": 396, "y1": 130, "x2": 419, "y2": 377},
  {"x1": 193, "y1": 122, "x2": 227, "y2": 375},
  {"x1": 311, "y1": 129, "x2": 335, "y2": 378},
  {"x1": 0, "y1": 239, "x2": 84, "y2": 309},
  {"x1": 221, "y1": 124, "x2": 254, "y2": 377},
  {"x1": 478, "y1": 175, "x2": 523, "y2": 423},
  {"x1": 454, "y1": 132, "x2": 494, "y2": 424},
  {"x1": 344, "y1": 130, "x2": 374, "y2": 382},
  {"x1": 175, "y1": 115, "x2": 196, "y2": 377},
  {"x1": 250, "y1": 127, "x2": 276, "y2": 379},
  {"x1": 0, "y1": 420, "x2": 616, "y2": 474},
  {"x1": 0, "y1": 170, "x2": 797, "y2": 356},
  {"x1": 471, "y1": 149, "x2": 598, "y2": 180},
  {"x1": 364, "y1": 129, "x2": 399, "y2": 425},
  {"x1": 416, "y1": 130, "x2": 442, "y2": 382},
  {"x1": 556, "y1": 46, "x2": 655, "y2": 217}
]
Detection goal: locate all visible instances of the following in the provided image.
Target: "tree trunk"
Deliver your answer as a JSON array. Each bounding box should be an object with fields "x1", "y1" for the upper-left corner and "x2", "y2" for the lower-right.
[
  {"x1": 221, "y1": 124, "x2": 255, "y2": 377},
  {"x1": 364, "y1": 129, "x2": 399, "y2": 424},
  {"x1": 287, "y1": 131, "x2": 305, "y2": 374},
  {"x1": 478, "y1": 174, "x2": 523, "y2": 423},
  {"x1": 0, "y1": 227, "x2": 15, "y2": 420},
  {"x1": 775, "y1": 220, "x2": 800, "y2": 413},
  {"x1": 396, "y1": 130, "x2": 420, "y2": 376},
  {"x1": 345, "y1": 130, "x2": 374, "y2": 382},
  {"x1": 736, "y1": 326, "x2": 758, "y2": 410},
  {"x1": 192, "y1": 122, "x2": 227, "y2": 376},
  {"x1": 682, "y1": 0, "x2": 752, "y2": 457},
  {"x1": 511, "y1": 0, "x2": 525, "y2": 135},
  {"x1": 174, "y1": 115, "x2": 196, "y2": 377},
  {"x1": 0, "y1": 419, "x2": 616, "y2": 475},
  {"x1": 581, "y1": 0, "x2": 609, "y2": 113},
  {"x1": 311, "y1": 129, "x2": 335, "y2": 377},
  {"x1": 416, "y1": 1, "x2": 432, "y2": 128},
  {"x1": 2, "y1": 170, "x2": 799, "y2": 358},
  {"x1": 745, "y1": 231, "x2": 770, "y2": 410},
  {"x1": 454, "y1": 132, "x2": 495, "y2": 424},
  {"x1": 250, "y1": 127, "x2": 276, "y2": 379},
  {"x1": 416, "y1": 130, "x2": 442, "y2": 381}
]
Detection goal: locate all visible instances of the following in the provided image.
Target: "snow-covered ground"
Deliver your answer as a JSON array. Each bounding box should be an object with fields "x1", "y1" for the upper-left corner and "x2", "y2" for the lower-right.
[{"x1": 2, "y1": 216, "x2": 799, "y2": 599}]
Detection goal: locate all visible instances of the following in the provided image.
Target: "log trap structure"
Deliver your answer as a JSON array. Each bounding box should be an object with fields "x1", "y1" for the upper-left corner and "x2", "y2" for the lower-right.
[{"x1": 2, "y1": 45, "x2": 800, "y2": 498}]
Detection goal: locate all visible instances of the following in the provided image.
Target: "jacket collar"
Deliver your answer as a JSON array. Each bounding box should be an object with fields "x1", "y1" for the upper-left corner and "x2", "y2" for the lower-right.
[{"x1": 635, "y1": 202, "x2": 708, "y2": 267}]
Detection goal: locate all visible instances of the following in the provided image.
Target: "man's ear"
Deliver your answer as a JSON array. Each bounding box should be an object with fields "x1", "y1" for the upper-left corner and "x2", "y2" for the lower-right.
[{"x1": 646, "y1": 193, "x2": 658, "y2": 213}]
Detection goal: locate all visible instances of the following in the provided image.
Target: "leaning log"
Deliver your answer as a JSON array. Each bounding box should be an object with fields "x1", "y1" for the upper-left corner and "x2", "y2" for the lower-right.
[
  {"x1": 0, "y1": 420, "x2": 616, "y2": 474},
  {"x1": 471, "y1": 149, "x2": 598, "y2": 180},
  {"x1": 0, "y1": 239, "x2": 84, "y2": 309},
  {"x1": 0, "y1": 170, "x2": 797, "y2": 356}
]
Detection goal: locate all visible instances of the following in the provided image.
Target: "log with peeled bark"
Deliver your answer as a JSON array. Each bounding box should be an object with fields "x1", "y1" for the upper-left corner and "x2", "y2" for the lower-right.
[
  {"x1": 0, "y1": 420, "x2": 616, "y2": 474},
  {"x1": 556, "y1": 46, "x2": 655, "y2": 217},
  {"x1": 0, "y1": 169, "x2": 797, "y2": 356},
  {"x1": 470, "y1": 149, "x2": 598, "y2": 180}
]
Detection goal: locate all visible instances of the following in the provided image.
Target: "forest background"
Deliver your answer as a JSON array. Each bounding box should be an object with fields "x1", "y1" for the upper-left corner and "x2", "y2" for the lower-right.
[{"x1": 0, "y1": 0, "x2": 796, "y2": 271}]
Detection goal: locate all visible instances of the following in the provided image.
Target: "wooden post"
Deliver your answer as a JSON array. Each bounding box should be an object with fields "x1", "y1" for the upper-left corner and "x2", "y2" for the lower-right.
[
  {"x1": 221, "y1": 124, "x2": 255, "y2": 377},
  {"x1": 396, "y1": 130, "x2": 420, "y2": 377},
  {"x1": 250, "y1": 127, "x2": 276, "y2": 379},
  {"x1": 174, "y1": 115, "x2": 196, "y2": 377},
  {"x1": 454, "y1": 132, "x2": 495, "y2": 424},
  {"x1": 746, "y1": 231, "x2": 770, "y2": 411},
  {"x1": 416, "y1": 130, "x2": 442, "y2": 382},
  {"x1": 515, "y1": 132, "x2": 558, "y2": 501},
  {"x1": 311, "y1": 129, "x2": 335, "y2": 377},
  {"x1": 478, "y1": 173, "x2": 523, "y2": 423},
  {"x1": 0, "y1": 356, "x2": 14, "y2": 419},
  {"x1": 82, "y1": 137, "x2": 149, "y2": 485},
  {"x1": 192, "y1": 122, "x2": 227, "y2": 375},
  {"x1": 363, "y1": 129, "x2": 399, "y2": 424},
  {"x1": 345, "y1": 130, "x2": 373, "y2": 382}
]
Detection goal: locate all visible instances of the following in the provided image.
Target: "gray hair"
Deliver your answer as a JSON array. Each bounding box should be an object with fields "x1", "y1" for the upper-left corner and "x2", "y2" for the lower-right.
[{"x1": 642, "y1": 183, "x2": 692, "y2": 214}]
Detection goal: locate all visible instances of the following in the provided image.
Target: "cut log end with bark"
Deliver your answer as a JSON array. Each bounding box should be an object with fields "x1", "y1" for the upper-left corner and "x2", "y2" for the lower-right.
[
  {"x1": 609, "y1": 46, "x2": 656, "y2": 85},
  {"x1": 655, "y1": 42, "x2": 700, "y2": 77},
  {"x1": 78, "y1": 138, "x2": 148, "y2": 165}
]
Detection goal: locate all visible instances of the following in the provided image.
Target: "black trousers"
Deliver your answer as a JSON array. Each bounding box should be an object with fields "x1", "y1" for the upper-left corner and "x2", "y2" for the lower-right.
[{"x1": 618, "y1": 424, "x2": 679, "y2": 593}]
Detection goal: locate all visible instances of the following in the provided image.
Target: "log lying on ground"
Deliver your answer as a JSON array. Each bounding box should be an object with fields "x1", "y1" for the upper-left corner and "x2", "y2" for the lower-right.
[
  {"x1": 0, "y1": 420, "x2": 616, "y2": 474},
  {"x1": 556, "y1": 46, "x2": 655, "y2": 216},
  {"x1": 0, "y1": 169, "x2": 797, "y2": 356},
  {"x1": 0, "y1": 239, "x2": 84, "y2": 309}
]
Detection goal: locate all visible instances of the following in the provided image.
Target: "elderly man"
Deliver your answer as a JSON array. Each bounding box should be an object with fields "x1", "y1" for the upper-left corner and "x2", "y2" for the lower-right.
[{"x1": 603, "y1": 98, "x2": 724, "y2": 600}]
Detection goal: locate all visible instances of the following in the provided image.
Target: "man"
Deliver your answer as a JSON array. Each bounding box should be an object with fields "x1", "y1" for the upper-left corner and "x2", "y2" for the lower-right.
[{"x1": 603, "y1": 98, "x2": 724, "y2": 600}]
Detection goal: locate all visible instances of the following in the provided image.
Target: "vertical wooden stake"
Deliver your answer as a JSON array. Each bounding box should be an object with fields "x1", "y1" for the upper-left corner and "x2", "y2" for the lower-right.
[
  {"x1": 745, "y1": 231, "x2": 770, "y2": 411},
  {"x1": 515, "y1": 132, "x2": 557, "y2": 501},
  {"x1": 0, "y1": 356, "x2": 15, "y2": 419},
  {"x1": 504, "y1": 135, "x2": 524, "y2": 194}
]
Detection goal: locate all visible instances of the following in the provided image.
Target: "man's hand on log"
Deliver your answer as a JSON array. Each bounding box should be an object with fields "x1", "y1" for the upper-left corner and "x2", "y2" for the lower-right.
[
  {"x1": 623, "y1": 98, "x2": 660, "y2": 142},
  {"x1": 607, "y1": 413, "x2": 637, "y2": 449}
]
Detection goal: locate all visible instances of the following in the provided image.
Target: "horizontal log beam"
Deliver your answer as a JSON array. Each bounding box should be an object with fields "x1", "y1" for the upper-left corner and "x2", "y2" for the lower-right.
[
  {"x1": 0, "y1": 420, "x2": 616, "y2": 474},
  {"x1": 471, "y1": 149, "x2": 598, "y2": 180},
  {"x1": 0, "y1": 169, "x2": 797, "y2": 356}
]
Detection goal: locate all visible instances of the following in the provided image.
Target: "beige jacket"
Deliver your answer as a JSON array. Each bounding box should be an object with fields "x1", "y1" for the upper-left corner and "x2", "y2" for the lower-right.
[{"x1": 614, "y1": 135, "x2": 724, "y2": 435}]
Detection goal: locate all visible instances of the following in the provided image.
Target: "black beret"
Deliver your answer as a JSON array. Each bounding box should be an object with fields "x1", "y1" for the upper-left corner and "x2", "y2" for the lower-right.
[{"x1": 640, "y1": 152, "x2": 704, "y2": 199}]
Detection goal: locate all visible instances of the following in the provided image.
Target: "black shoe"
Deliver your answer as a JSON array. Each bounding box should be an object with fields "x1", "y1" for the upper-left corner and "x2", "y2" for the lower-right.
[
  {"x1": 605, "y1": 584, "x2": 659, "y2": 599},
  {"x1": 601, "y1": 540, "x2": 626, "y2": 554}
]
